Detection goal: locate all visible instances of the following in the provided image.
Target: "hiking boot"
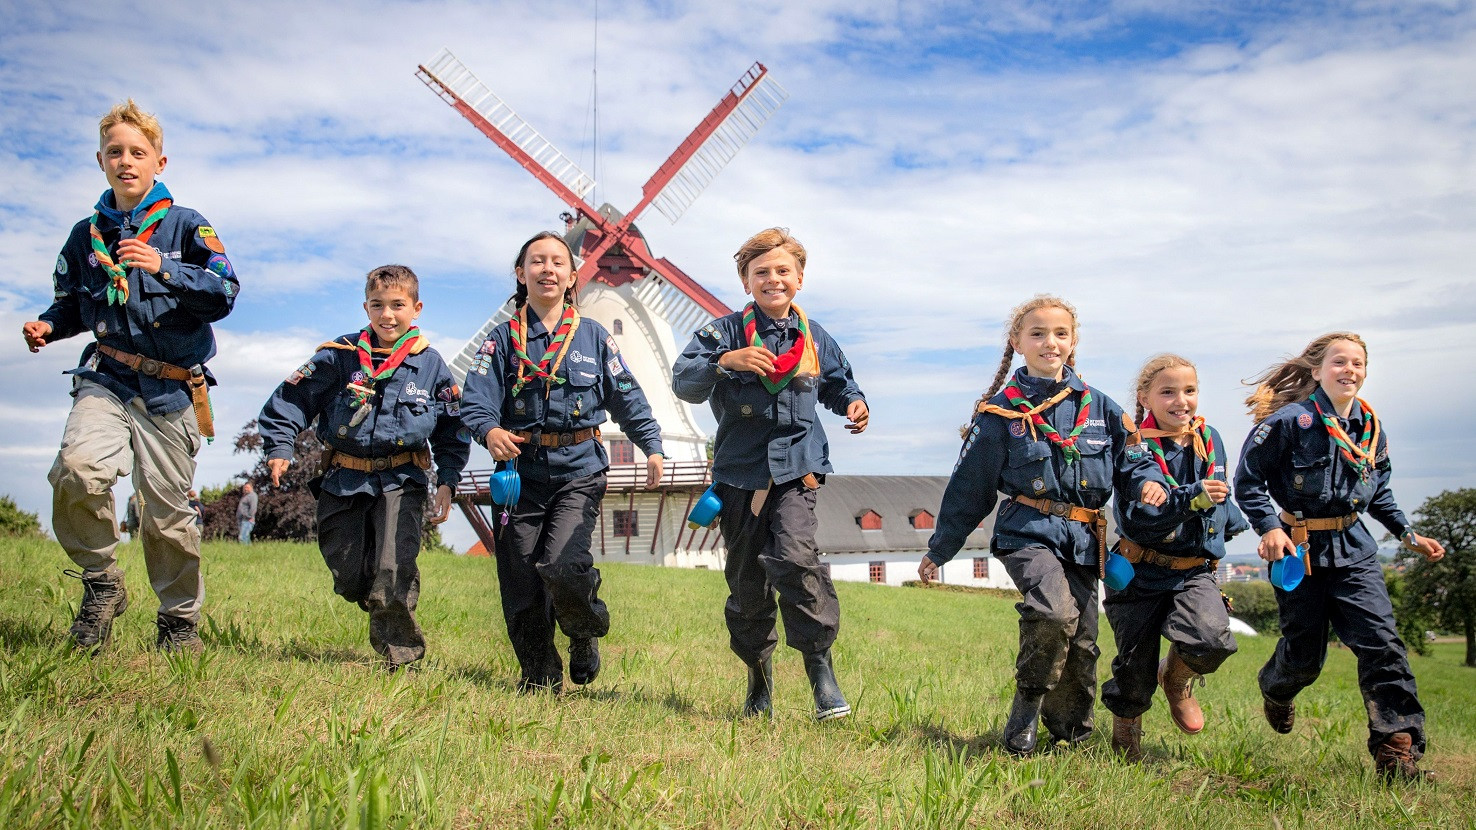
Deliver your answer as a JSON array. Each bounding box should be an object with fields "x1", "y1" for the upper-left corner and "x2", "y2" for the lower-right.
[
  {"x1": 1159, "y1": 648, "x2": 1205, "y2": 734},
  {"x1": 742, "y1": 655, "x2": 774, "y2": 718},
  {"x1": 803, "y1": 649, "x2": 850, "y2": 721},
  {"x1": 155, "y1": 614, "x2": 203, "y2": 654},
  {"x1": 1111, "y1": 715, "x2": 1144, "y2": 762},
  {"x1": 1374, "y1": 733, "x2": 1430, "y2": 783},
  {"x1": 568, "y1": 638, "x2": 601, "y2": 685},
  {"x1": 1262, "y1": 695, "x2": 1295, "y2": 734},
  {"x1": 1003, "y1": 691, "x2": 1044, "y2": 757},
  {"x1": 66, "y1": 569, "x2": 129, "y2": 650}
]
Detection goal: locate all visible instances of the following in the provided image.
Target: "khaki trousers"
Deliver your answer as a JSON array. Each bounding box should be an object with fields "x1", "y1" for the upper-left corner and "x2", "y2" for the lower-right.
[{"x1": 47, "y1": 380, "x2": 204, "y2": 621}]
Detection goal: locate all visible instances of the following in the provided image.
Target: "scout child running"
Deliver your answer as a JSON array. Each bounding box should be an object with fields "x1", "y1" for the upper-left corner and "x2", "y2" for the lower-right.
[
  {"x1": 22, "y1": 99, "x2": 239, "y2": 652},
  {"x1": 1102, "y1": 354, "x2": 1249, "y2": 761},
  {"x1": 460, "y1": 231, "x2": 665, "y2": 694},
  {"x1": 258, "y1": 265, "x2": 469, "y2": 671},
  {"x1": 673, "y1": 227, "x2": 869, "y2": 721},
  {"x1": 1234, "y1": 332, "x2": 1445, "y2": 781},
  {"x1": 919, "y1": 295, "x2": 1166, "y2": 756}
]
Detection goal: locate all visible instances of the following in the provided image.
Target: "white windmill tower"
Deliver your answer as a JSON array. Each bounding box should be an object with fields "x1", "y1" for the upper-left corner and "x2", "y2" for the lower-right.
[{"x1": 415, "y1": 50, "x2": 787, "y2": 563}]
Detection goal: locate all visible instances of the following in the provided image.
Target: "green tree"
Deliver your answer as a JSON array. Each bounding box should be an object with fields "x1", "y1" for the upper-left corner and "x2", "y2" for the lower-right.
[
  {"x1": 1397, "y1": 488, "x2": 1476, "y2": 667},
  {"x1": 0, "y1": 495, "x2": 44, "y2": 538}
]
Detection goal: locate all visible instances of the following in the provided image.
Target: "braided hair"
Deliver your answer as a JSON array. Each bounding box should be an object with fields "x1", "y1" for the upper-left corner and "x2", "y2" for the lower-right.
[
  {"x1": 961, "y1": 294, "x2": 1080, "y2": 436},
  {"x1": 1132, "y1": 353, "x2": 1196, "y2": 425},
  {"x1": 1244, "y1": 332, "x2": 1367, "y2": 424}
]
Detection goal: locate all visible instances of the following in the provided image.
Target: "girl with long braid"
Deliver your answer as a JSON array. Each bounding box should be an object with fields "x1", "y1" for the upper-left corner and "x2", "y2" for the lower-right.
[
  {"x1": 920, "y1": 295, "x2": 1166, "y2": 756},
  {"x1": 1101, "y1": 354, "x2": 1249, "y2": 762},
  {"x1": 1234, "y1": 333, "x2": 1444, "y2": 781},
  {"x1": 460, "y1": 231, "x2": 665, "y2": 693}
]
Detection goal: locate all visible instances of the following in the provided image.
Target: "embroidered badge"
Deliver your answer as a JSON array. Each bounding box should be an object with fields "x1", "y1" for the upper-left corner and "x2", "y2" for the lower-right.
[
  {"x1": 605, "y1": 335, "x2": 620, "y2": 354},
  {"x1": 617, "y1": 380, "x2": 632, "y2": 392},
  {"x1": 1032, "y1": 477, "x2": 1047, "y2": 494},
  {"x1": 1375, "y1": 447, "x2": 1388, "y2": 464},
  {"x1": 222, "y1": 281, "x2": 236, "y2": 297},
  {"x1": 445, "y1": 401, "x2": 461, "y2": 417},
  {"x1": 607, "y1": 358, "x2": 625, "y2": 377},
  {"x1": 1126, "y1": 444, "x2": 1149, "y2": 462},
  {"x1": 1009, "y1": 420, "x2": 1027, "y2": 438},
  {"x1": 207, "y1": 254, "x2": 233, "y2": 280},
  {"x1": 197, "y1": 226, "x2": 226, "y2": 254},
  {"x1": 437, "y1": 385, "x2": 461, "y2": 402},
  {"x1": 697, "y1": 325, "x2": 718, "y2": 344},
  {"x1": 55, "y1": 286, "x2": 68, "y2": 299},
  {"x1": 479, "y1": 339, "x2": 495, "y2": 356},
  {"x1": 456, "y1": 426, "x2": 473, "y2": 443},
  {"x1": 403, "y1": 381, "x2": 430, "y2": 400},
  {"x1": 1253, "y1": 423, "x2": 1271, "y2": 445},
  {"x1": 88, "y1": 252, "x2": 98, "y2": 268},
  {"x1": 56, "y1": 255, "x2": 67, "y2": 276},
  {"x1": 350, "y1": 370, "x2": 368, "y2": 385},
  {"x1": 1297, "y1": 412, "x2": 1313, "y2": 429}
]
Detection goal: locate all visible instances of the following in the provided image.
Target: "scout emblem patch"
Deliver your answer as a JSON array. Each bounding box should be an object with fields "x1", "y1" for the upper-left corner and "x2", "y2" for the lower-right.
[
  {"x1": 197, "y1": 226, "x2": 226, "y2": 254},
  {"x1": 55, "y1": 255, "x2": 67, "y2": 275},
  {"x1": 1010, "y1": 420, "x2": 1027, "y2": 438},
  {"x1": 1297, "y1": 412, "x2": 1313, "y2": 429}
]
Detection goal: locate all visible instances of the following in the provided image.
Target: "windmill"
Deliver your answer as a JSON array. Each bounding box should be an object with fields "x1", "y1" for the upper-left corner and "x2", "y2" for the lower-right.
[{"x1": 415, "y1": 49, "x2": 788, "y2": 561}]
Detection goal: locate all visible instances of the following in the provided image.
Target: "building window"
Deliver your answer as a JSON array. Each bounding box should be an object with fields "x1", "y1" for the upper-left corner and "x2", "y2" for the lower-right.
[
  {"x1": 856, "y1": 509, "x2": 882, "y2": 530},
  {"x1": 613, "y1": 319, "x2": 623, "y2": 335},
  {"x1": 608, "y1": 439, "x2": 635, "y2": 465},
  {"x1": 973, "y1": 557, "x2": 989, "y2": 579},
  {"x1": 869, "y1": 561, "x2": 885, "y2": 583},
  {"x1": 909, "y1": 510, "x2": 935, "y2": 529},
  {"x1": 613, "y1": 510, "x2": 638, "y2": 538}
]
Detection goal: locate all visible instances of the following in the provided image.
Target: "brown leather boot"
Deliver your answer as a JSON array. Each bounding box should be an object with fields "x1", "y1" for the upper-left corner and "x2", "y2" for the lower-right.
[
  {"x1": 1111, "y1": 715, "x2": 1143, "y2": 762},
  {"x1": 1374, "y1": 733, "x2": 1429, "y2": 782},
  {"x1": 1158, "y1": 648, "x2": 1204, "y2": 734},
  {"x1": 1262, "y1": 695, "x2": 1295, "y2": 734}
]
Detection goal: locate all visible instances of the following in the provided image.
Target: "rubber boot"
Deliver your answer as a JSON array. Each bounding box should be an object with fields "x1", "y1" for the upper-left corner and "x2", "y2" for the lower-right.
[
  {"x1": 1111, "y1": 715, "x2": 1144, "y2": 762},
  {"x1": 568, "y1": 637, "x2": 601, "y2": 685},
  {"x1": 803, "y1": 649, "x2": 850, "y2": 721},
  {"x1": 1158, "y1": 647, "x2": 1204, "y2": 734},
  {"x1": 66, "y1": 569, "x2": 129, "y2": 650},
  {"x1": 742, "y1": 655, "x2": 774, "y2": 718},
  {"x1": 1003, "y1": 691, "x2": 1044, "y2": 757}
]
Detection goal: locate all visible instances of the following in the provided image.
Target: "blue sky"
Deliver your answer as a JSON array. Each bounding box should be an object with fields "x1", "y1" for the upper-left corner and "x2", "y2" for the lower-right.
[{"x1": 2, "y1": 0, "x2": 1473, "y2": 553}]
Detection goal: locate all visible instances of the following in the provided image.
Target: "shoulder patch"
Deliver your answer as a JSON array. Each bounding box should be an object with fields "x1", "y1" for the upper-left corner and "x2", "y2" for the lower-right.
[
  {"x1": 605, "y1": 335, "x2": 619, "y2": 355},
  {"x1": 437, "y1": 384, "x2": 461, "y2": 402},
  {"x1": 1297, "y1": 412, "x2": 1313, "y2": 429},
  {"x1": 698, "y1": 323, "x2": 720, "y2": 344},
  {"x1": 207, "y1": 253, "x2": 234, "y2": 280},
  {"x1": 1253, "y1": 422, "x2": 1271, "y2": 445},
  {"x1": 1009, "y1": 419, "x2": 1027, "y2": 438},
  {"x1": 479, "y1": 338, "x2": 495, "y2": 355},
  {"x1": 285, "y1": 361, "x2": 315, "y2": 385},
  {"x1": 55, "y1": 254, "x2": 67, "y2": 276},
  {"x1": 608, "y1": 356, "x2": 630, "y2": 377},
  {"x1": 196, "y1": 226, "x2": 226, "y2": 254},
  {"x1": 1126, "y1": 444, "x2": 1150, "y2": 462}
]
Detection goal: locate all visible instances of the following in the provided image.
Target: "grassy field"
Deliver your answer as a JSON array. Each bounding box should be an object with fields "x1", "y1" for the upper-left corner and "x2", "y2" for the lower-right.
[{"x1": 1, "y1": 537, "x2": 1473, "y2": 828}]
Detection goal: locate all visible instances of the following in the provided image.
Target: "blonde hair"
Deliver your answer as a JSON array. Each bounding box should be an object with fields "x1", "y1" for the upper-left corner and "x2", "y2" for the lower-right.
[
  {"x1": 1244, "y1": 332, "x2": 1368, "y2": 424},
  {"x1": 1132, "y1": 353, "x2": 1197, "y2": 425},
  {"x1": 734, "y1": 227, "x2": 807, "y2": 279},
  {"x1": 962, "y1": 294, "x2": 1080, "y2": 435},
  {"x1": 98, "y1": 99, "x2": 163, "y2": 153}
]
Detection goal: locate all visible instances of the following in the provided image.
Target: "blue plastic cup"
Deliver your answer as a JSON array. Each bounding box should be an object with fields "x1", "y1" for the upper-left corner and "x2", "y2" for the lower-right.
[
  {"x1": 490, "y1": 459, "x2": 521, "y2": 507},
  {"x1": 687, "y1": 485, "x2": 722, "y2": 529},
  {"x1": 1103, "y1": 551, "x2": 1135, "y2": 591},
  {"x1": 1269, "y1": 544, "x2": 1306, "y2": 591}
]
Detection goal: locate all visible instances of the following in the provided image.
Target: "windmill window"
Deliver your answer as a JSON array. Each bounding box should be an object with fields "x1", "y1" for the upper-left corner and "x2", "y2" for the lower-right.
[
  {"x1": 613, "y1": 510, "x2": 639, "y2": 538},
  {"x1": 609, "y1": 439, "x2": 635, "y2": 465},
  {"x1": 613, "y1": 319, "x2": 623, "y2": 335},
  {"x1": 973, "y1": 557, "x2": 989, "y2": 579},
  {"x1": 868, "y1": 561, "x2": 885, "y2": 583},
  {"x1": 909, "y1": 510, "x2": 935, "y2": 529},
  {"x1": 856, "y1": 509, "x2": 882, "y2": 530}
]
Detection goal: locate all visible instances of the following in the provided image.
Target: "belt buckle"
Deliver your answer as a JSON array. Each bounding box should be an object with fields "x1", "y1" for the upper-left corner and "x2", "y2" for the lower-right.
[
  {"x1": 139, "y1": 358, "x2": 163, "y2": 377},
  {"x1": 371, "y1": 458, "x2": 389, "y2": 471},
  {"x1": 559, "y1": 431, "x2": 574, "y2": 447},
  {"x1": 1050, "y1": 502, "x2": 1069, "y2": 517}
]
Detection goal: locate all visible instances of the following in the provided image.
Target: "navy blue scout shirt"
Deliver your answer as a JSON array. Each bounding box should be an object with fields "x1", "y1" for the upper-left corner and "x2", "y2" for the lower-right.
[
  {"x1": 459, "y1": 315, "x2": 663, "y2": 484},
  {"x1": 1115, "y1": 425, "x2": 1250, "y2": 591},
  {"x1": 1234, "y1": 387, "x2": 1409, "y2": 569},
  {"x1": 258, "y1": 335, "x2": 470, "y2": 498},
  {"x1": 673, "y1": 308, "x2": 865, "y2": 490},
  {"x1": 927, "y1": 366, "x2": 1163, "y2": 569},
  {"x1": 38, "y1": 182, "x2": 239, "y2": 416}
]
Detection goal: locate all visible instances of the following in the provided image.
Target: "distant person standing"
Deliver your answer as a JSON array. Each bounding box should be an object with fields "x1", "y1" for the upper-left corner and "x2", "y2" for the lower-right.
[
  {"x1": 121, "y1": 492, "x2": 141, "y2": 539},
  {"x1": 236, "y1": 483, "x2": 257, "y2": 544},
  {"x1": 187, "y1": 490, "x2": 205, "y2": 530},
  {"x1": 22, "y1": 99, "x2": 238, "y2": 653}
]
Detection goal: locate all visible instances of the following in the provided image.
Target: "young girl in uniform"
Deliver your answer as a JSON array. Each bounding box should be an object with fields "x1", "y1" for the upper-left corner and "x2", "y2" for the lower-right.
[
  {"x1": 920, "y1": 295, "x2": 1166, "y2": 756},
  {"x1": 1102, "y1": 354, "x2": 1249, "y2": 761},
  {"x1": 460, "y1": 231, "x2": 666, "y2": 693},
  {"x1": 1234, "y1": 332, "x2": 1444, "y2": 781}
]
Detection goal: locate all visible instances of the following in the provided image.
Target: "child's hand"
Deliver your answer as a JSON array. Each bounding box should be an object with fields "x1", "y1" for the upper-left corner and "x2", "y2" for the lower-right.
[
  {"x1": 22, "y1": 321, "x2": 52, "y2": 353},
  {"x1": 1201, "y1": 479, "x2": 1229, "y2": 504},
  {"x1": 1258, "y1": 528, "x2": 1297, "y2": 562},
  {"x1": 116, "y1": 238, "x2": 163, "y2": 274},
  {"x1": 1139, "y1": 480, "x2": 1167, "y2": 507},
  {"x1": 718, "y1": 346, "x2": 776, "y2": 375},
  {"x1": 267, "y1": 458, "x2": 290, "y2": 486},
  {"x1": 644, "y1": 454, "x2": 664, "y2": 490},
  {"x1": 429, "y1": 485, "x2": 453, "y2": 524},
  {"x1": 845, "y1": 400, "x2": 869, "y2": 434},
  {"x1": 917, "y1": 556, "x2": 939, "y2": 584},
  {"x1": 485, "y1": 427, "x2": 525, "y2": 461},
  {"x1": 1402, "y1": 531, "x2": 1445, "y2": 562}
]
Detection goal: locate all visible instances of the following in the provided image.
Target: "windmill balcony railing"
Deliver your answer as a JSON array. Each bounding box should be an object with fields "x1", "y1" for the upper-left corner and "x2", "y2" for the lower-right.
[{"x1": 456, "y1": 459, "x2": 713, "y2": 501}]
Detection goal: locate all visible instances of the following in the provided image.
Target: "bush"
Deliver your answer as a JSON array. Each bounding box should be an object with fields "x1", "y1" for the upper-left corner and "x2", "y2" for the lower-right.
[
  {"x1": 1221, "y1": 580, "x2": 1279, "y2": 634},
  {"x1": 0, "y1": 495, "x2": 44, "y2": 538}
]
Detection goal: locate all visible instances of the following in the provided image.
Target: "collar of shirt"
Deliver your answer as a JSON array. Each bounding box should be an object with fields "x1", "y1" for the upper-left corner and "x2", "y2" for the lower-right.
[
  {"x1": 93, "y1": 181, "x2": 173, "y2": 230},
  {"x1": 1011, "y1": 364, "x2": 1086, "y2": 400},
  {"x1": 751, "y1": 307, "x2": 794, "y2": 334},
  {"x1": 1310, "y1": 385, "x2": 1367, "y2": 429}
]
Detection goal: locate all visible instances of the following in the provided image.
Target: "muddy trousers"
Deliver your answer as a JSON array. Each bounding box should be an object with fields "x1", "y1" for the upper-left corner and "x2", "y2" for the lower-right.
[
  {"x1": 317, "y1": 486, "x2": 427, "y2": 666},
  {"x1": 1101, "y1": 569, "x2": 1238, "y2": 718},
  {"x1": 48, "y1": 380, "x2": 203, "y2": 621},
  {"x1": 717, "y1": 479, "x2": 840, "y2": 666},
  {"x1": 1259, "y1": 555, "x2": 1425, "y2": 758},
  {"x1": 998, "y1": 546, "x2": 1100, "y2": 741},
  {"x1": 496, "y1": 472, "x2": 610, "y2": 680}
]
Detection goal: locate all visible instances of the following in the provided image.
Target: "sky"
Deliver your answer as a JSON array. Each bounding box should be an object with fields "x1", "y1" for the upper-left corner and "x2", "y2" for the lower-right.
[{"x1": 2, "y1": 0, "x2": 1473, "y2": 556}]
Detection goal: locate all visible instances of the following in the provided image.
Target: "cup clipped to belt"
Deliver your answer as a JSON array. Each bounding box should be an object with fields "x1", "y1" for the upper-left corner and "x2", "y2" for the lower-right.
[
  {"x1": 490, "y1": 459, "x2": 521, "y2": 507},
  {"x1": 1103, "y1": 550, "x2": 1136, "y2": 591},
  {"x1": 687, "y1": 485, "x2": 722, "y2": 529},
  {"x1": 1269, "y1": 544, "x2": 1307, "y2": 591}
]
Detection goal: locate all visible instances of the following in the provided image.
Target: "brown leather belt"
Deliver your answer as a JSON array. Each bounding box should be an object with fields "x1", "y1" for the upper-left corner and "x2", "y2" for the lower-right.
[
  {"x1": 324, "y1": 447, "x2": 431, "y2": 473},
  {"x1": 1279, "y1": 511, "x2": 1357, "y2": 574},
  {"x1": 1011, "y1": 495, "x2": 1110, "y2": 579},
  {"x1": 1117, "y1": 538, "x2": 1211, "y2": 571},
  {"x1": 511, "y1": 426, "x2": 601, "y2": 448},
  {"x1": 97, "y1": 344, "x2": 215, "y2": 439}
]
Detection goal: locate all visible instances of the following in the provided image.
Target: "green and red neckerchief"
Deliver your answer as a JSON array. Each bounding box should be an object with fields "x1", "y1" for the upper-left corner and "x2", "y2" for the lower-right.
[
  {"x1": 89, "y1": 199, "x2": 172, "y2": 306},
  {"x1": 1312, "y1": 395, "x2": 1379, "y2": 481},
  {"x1": 742, "y1": 302, "x2": 820, "y2": 393},
  {"x1": 347, "y1": 326, "x2": 421, "y2": 410},
  {"x1": 510, "y1": 303, "x2": 580, "y2": 397},
  {"x1": 979, "y1": 376, "x2": 1092, "y2": 464},
  {"x1": 1139, "y1": 412, "x2": 1217, "y2": 487}
]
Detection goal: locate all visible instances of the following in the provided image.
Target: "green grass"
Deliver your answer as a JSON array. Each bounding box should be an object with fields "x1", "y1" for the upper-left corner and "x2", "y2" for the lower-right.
[{"x1": 1, "y1": 536, "x2": 1473, "y2": 828}]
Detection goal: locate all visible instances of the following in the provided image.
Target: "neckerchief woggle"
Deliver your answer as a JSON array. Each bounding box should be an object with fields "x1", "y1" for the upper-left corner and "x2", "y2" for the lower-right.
[
  {"x1": 741, "y1": 302, "x2": 820, "y2": 393},
  {"x1": 346, "y1": 326, "x2": 420, "y2": 426},
  {"x1": 1312, "y1": 395, "x2": 1379, "y2": 482},
  {"x1": 1139, "y1": 412, "x2": 1216, "y2": 487},
  {"x1": 90, "y1": 199, "x2": 172, "y2": 305},
  {"x1": 510, "y1": 304, "x2": 580, "y2": 398}
]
